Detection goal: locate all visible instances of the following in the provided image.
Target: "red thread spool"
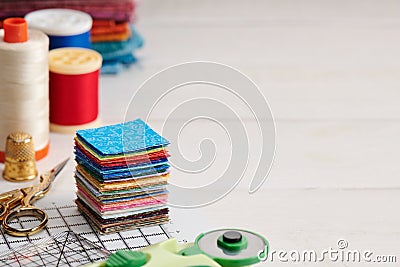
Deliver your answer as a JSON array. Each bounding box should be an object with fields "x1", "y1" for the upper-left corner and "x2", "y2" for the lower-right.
[{"x1": 49, "y1": 48, "x2": 102, "y2": 133}]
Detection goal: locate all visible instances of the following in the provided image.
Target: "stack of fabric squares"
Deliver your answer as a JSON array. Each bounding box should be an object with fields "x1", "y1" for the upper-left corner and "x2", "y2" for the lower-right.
[
  {"x1": 74, "y1": 119, "x2": 170, "y2": 234},
  {"x1": 0, "y1": 0, "x2": 143, "y2": 74}
]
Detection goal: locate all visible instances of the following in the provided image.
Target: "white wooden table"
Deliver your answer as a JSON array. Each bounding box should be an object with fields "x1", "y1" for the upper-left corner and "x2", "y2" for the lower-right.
[{"x1": 1, "y1": 1, "x2": 400, "y2": 266}]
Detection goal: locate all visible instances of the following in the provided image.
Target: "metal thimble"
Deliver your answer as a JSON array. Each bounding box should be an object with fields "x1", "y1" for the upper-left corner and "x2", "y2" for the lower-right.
[{"x1": 3, "y1": 132, "x2": 38, "y2": 182}]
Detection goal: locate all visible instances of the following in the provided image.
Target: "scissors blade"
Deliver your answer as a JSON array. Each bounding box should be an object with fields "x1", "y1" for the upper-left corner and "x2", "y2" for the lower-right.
[
  {"x1": 16, "y1": 158, "x2": 69, "y2": 209},
  {"x1": 32, "y1": 158, "x2": 69, "y2": 199},
  {"x1": 48, "y1": 158, "x2": 70, "y2": 183}
]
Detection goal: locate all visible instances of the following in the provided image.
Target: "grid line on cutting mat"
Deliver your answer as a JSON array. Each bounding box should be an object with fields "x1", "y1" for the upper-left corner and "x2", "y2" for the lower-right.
[{"x1": 0, "y1": 202, "x2": 171, "y2": 267}]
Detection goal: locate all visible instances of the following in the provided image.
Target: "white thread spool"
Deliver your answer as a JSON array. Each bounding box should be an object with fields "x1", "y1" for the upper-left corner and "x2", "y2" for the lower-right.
[
  {"x1": 0, "y1": 18, "x2": 49, "y2": 162},
  {"x1": 25, "y1": 9, "x2": 92, "y2": 50}
]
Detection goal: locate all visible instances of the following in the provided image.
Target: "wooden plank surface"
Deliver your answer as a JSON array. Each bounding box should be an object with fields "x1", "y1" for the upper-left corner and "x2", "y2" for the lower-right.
[
  {"x1": 131, "y1": 1, "x2": 400, "y2": 265},
  {"x1": 1, "y1": 1, "x2": 399, "y2": 265}
]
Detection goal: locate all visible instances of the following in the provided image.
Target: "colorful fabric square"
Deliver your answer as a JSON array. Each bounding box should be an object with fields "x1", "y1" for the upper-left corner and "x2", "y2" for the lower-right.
[
  {"x1": 76, "y1": 119, "x2": 169, "y2": 156},
  {"x1": 74, "y1": 119, "x2": 170, "y2": 234}
]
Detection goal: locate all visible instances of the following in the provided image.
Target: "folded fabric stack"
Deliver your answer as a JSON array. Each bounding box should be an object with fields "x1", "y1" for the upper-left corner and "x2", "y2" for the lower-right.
[
  {"x1": 0, "y1": 0, "x2": 143, "y2": 74},
  {"x1": 91, "y1": 19, "x2": 144, "y2": 74},
  {"x1": 74, "y1": 119, "x2": 170, "y2": 234}
]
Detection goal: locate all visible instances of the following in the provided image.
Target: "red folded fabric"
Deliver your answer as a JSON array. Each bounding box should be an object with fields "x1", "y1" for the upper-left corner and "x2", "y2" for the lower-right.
[
  {"x1": 75, "y1": 140, "x2": 170, "y2": 168},
  {"x1": 92, "y1": 20, "x2": 129, "y2": 34},
  {"x1": 0, "y1": 0, "x2": 135, "y2": 21}
]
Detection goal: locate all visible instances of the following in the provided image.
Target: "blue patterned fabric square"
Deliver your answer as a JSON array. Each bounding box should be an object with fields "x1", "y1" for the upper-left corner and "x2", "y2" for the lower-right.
[{"x1": 76, "y1": 119, "x2": 169, "y2": 156}]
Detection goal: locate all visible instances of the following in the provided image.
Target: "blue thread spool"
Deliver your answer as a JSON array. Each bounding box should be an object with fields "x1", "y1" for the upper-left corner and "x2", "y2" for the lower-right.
[{"x1": 25, "y1": 9, "x2": 92, "y2": 50}]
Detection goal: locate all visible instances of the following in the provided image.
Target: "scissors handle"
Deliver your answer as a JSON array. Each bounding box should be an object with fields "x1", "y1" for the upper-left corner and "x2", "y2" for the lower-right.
[
  {"x1": 0, "y1": 204, "x2": 7, "y2": 221},
  {"x1": 2, "y1": 206, "x2": 48, "y2": 236},
  {"x1": 0, "y1": 189, "x2": 25, "y2": 221}
]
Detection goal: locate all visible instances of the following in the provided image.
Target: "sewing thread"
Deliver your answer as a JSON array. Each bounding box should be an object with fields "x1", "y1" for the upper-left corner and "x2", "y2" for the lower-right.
[
  {"x1": 0, "y1": 18, "x2": 49, "y2": 162},
  {"x1": 49, "y1": 47, "x2": 102, "y2": 134}
]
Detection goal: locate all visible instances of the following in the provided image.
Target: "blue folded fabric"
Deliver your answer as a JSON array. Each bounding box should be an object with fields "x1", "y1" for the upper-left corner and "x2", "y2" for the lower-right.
[
  {"x1": 75, "y1": 153, "x2": 169, "y2": 174},
  {"x1": 100, "y1": 63, "x2": 124, "y2": 75},
  {"x1": 76, "y1": 158, "x2": 170, "y2": 180},
  {"x1": 91, "y1": 26, "x2": 144, "y2": 74},
  {"x1": 101, "y1": 53, "x2": 137, "y2": 74}
]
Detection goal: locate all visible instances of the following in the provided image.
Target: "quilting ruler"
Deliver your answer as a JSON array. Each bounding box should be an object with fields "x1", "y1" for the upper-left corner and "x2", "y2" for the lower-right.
[{"x1": 0, "y1": 201, "x2": 183, "y2": 267}]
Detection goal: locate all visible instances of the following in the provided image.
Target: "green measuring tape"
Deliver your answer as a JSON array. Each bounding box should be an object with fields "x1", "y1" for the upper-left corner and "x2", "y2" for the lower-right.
[{"x1": 83, "y1": 228, "x2": 269, "y2": 267}]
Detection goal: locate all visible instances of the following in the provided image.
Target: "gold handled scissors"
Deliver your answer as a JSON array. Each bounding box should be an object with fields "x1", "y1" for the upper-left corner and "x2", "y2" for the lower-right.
[{"x1": 0, "y1": 158, "x2": 69, "y2": 236}]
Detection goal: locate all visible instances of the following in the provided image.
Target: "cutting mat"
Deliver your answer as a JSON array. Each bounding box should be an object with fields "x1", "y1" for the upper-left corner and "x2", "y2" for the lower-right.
[
  {"x1": 0, "y1": 231, "x2": 110, "y2": 266},
  {"x1": 0, "y1": 202, "x2": 175, "y2": 266}
]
